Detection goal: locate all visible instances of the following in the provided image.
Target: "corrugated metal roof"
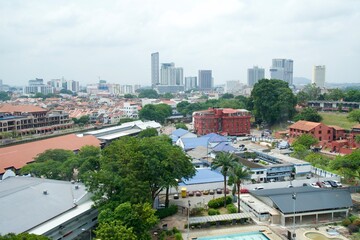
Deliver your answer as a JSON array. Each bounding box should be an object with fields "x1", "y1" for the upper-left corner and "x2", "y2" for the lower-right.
[
  {"x1": 189, "y1": 212, "x2": 253, "y2": 224},
  {"x1": 251, "y1": 187, "x2": 353, "y2": 214}
]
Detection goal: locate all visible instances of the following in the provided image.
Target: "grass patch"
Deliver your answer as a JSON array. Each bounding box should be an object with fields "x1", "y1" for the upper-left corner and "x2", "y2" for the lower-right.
[{"x1": 320, "y1": 112, "x2": 356, "y2": 130}]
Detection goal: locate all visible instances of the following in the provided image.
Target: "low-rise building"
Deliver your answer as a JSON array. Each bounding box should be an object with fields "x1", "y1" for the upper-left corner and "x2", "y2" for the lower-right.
[
  {"x1": 193, "y1": 108, "x2": 251, "y2": 136},
  {"x1": 288, "y1": 120, "x2": 333, "y2": 144}
]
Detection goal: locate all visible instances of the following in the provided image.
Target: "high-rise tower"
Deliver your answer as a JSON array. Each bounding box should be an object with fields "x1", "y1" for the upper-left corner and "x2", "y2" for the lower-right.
[
  {"x1": 270, "y1": 59, "x2": 293, "y2": 85},
  {"x1": 312, "y1": 65, "x2": 326, "y2": 88},
  {"x1": 151, "y1": 52, "x2": 159, "y2": 88}
]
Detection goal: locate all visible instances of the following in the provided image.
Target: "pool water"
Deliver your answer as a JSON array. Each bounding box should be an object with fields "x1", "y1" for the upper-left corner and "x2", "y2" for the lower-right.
[
  {"x1": 305, "y1": 232, "x2": 342, "y2": 240},
  {"x1": 197, "y1": 231, "x2": 270, "y2": 240}
]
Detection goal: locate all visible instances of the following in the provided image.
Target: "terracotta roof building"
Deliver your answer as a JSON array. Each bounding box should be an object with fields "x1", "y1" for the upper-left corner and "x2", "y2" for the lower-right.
[
  {"x1": 0, "y1": 134, "x2": 101, "y2": 174},
  {"x1": 288, "y1": 120, "x2": 333, "y2": 143}
]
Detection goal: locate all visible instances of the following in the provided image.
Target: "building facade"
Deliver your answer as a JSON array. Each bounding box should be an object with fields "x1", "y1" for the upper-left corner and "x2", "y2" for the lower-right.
[
  {"x1": 198, "y1": 70, "x2": 213, "y2": 90},
  {"x1": 312, "y1": 65, "x2": 326, "y2": 88},
  {"x1": 270, "y1": 59, "x2": 293, "y2": 85},
  {"x1": 193, "y1": 108, "x2": 251, "y2": 136},
  {"x1": 225, "y1": 80, "x2": 242, "y2": 93},
  {"x1": 0, "y1": 104, "x2": 73, "y2": 136},
  {"x1": 288, "y1": 120, "x2": 333, "y2": 143},
  {"x1": 151, "y1": 52, "x2": 159, "y2": 88},
  {"x1": 247, "y1": 66, "x2": 265, "y2": 87},
  {"x1": 185, "y1": 76, "x2": 197, "y2": 91}
]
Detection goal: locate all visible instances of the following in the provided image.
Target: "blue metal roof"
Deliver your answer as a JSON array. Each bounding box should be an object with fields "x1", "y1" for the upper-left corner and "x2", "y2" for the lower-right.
[
  {"x1": 212, "y1": 142, "x2": 237, "y2": 153},
  {"x1": 202, "y1": 133, "x2": 228, "y2": 143},
  {"x1": 182, "y1": 137, "x2": 209, "y2": 150},
  {"x1": 171, "y1": 128, "x2": 189, "y2": 137},
  {"x1": 180, "y1": 168, "x2": 224, "y2": 185}
]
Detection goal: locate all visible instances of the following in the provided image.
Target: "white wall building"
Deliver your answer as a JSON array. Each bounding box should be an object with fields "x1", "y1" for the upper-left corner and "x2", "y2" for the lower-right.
[
  {"x1": 312, "y1": 65, "x2": 326, "y2": 88},
  {"x1": 151, "y1": 52, "x2": 159, "y2": 88},
  {"x1": 225, "y1": 80, "x2": 243, "y2": 93},
  {"x1": 185, "y1": 76, "x2": 197, "y2": 91}
]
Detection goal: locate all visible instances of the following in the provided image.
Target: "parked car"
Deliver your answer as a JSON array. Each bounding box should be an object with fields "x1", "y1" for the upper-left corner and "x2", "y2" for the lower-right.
[
  {"x1": 174, "y1": 193, "x2": 179, "y2": 199},
  {"x1": 253, "y1": 186, "x2": 264, "y2": 190},
  {"x1": 325, "y1": 180, "x2": 338, "y2": 188},
  {"x1": 195, "y1": 191, "x2": 202, "y2": 196},
  {"x1": 310, "y1": 183, "x2": 320, "y2": 188},
  {"x1": 216, "y1": 188, "x2": 223, "y2": 194},
  {"x1": 287, "y1": 185, "x2": 294, "y2": 188},
  {"x1": 188, "y1": 191, "x2": 194, "y2": 197},
  {"x1": 322, "y1": 181, "x2": 332, "y2": 188},
  {"x1": 209, "y1": 189, "x2": 215, "y2": 195},
  {"x1": 240, "y1": 188, "x2": 249, "y2": 193},
  {"x1": 316, "y1": 181, "x2": 325, "y2": 188},
  {"x1": 333, "y1": 180, "x2": 342, "y2": 187},
  {"x1": 203, "y1": 190, "x2": 209, "y2": 195}
]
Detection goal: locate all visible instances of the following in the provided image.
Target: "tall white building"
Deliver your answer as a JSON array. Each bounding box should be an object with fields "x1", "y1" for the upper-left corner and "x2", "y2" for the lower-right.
[
  {"x1": 312, "y1": 65, "x2": 326, "y2": 88},
  {"x1": 160, "y1": 63, "x2": 183, "y2": 86},
  {"x1": 225, "y1": 80, "x2": 242, "y2": 93},
  {"x1": 24, "y1": 78, "x2": 54, "y2": 95},
  {"x1": 247, "y1": 66, "x2": 265, "y2": 87},
  {"x1": 198, "y1": 70, "x2": 213, "y2": 90},
  {"x1": 0, "y1": 79, "x2": 3, "y2": 91},
  {"x1": 151, "y1": 52, "x2": 159, "y2": 88},
  {"x1": 185, "y1": 77, "x2": 197, "y2": 91},
  {"x1": 270, "y1": 59, "x2": 293, "y2": 85}
]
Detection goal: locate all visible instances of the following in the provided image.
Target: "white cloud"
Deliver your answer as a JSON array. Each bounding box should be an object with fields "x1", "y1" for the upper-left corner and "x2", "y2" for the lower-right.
[{"x1": 0, "y1": 0, "x2": 359, "y2": 86}]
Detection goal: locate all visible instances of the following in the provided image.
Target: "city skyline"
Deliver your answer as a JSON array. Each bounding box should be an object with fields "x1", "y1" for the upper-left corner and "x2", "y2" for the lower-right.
[{"x1": 1, "y1": 0, "x2": 360, "y2": 86}]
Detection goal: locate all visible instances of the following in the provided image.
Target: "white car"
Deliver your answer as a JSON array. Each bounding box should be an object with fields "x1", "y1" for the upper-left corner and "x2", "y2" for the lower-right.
[
  {"x1": 322, "y1": 181, "x2": 332, "y2": 188},
  {"x1": 253, "y1": 186, "x2": 264, "y2": 190},
  {"x1": 310, "y1": 183, "x2": 320, "y2": 188},
  {"x1": 333, "y1": 180, "x2": 342, "y2": 187}
]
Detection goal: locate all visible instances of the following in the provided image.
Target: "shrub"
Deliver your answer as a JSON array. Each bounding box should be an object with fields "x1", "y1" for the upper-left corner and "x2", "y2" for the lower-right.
[
  {"x1": 349, "y1": 215, "x2": 359, "y2": 223},
  {"x1": 342, "y1": 218, "x2": 352, "y2": 227},
  {"x1": 155, "y1": 205, "x2": 178, "y2": 219},
  {"x1": 159, "y1": 231, "x2": 167, "y2": 240},
  {"x1": 174, "y1": 232, "x2": 183, "y2": 240},
  {"x1": 190, "y1": 207, "x2": 204, "y2": 216},
  {"x1": 208, "y1": 196, "x2": 232, "y2": 209},
  {"x1": 353, "y1": 219, "x2": 360, "y2": 226},
  {"x1": 208, "y1": 208, "x2": 220, "y2": 216},
  {"x1": 227, "y1": 204, "x2": 237, "y2": 214},
  {"x1": 172, "y1": 227, "x2": 180, "y2": 234},
  {"x1": 348, "y1": 224, "x2": 360, "y2": 234}
]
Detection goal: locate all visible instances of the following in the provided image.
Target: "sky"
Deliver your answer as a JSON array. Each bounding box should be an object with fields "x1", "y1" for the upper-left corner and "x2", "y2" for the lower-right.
[{"x1": 1, "y1": 0, "x2": 360, "y2": 87}]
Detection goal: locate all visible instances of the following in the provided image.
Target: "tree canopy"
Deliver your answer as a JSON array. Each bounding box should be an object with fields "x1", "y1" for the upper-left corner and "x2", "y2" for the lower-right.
[
  {"x1": 0, "y1": 233, "x2": 49, "y2": 240},
  {"x1": 84, "y1": 136, "x2": 195, "y2": 206},
  {"x1": 0, "y1": 91, "x2": 10, "y2": 101},
  {"x1": 292, "y1": 133, "x2": 319, "y2": 149},
  {"x1": 293, "y1": 107, "x2": 323, "y2": 122},
  {"x1": 139, "y1": 104, "x2": 172, "y2": 123},
  {"x1": 250, "y1": 79, "x2": 296, "y2": 125},
  {"x1": 72, "y1": 115, "x2": 90, "y2": 125},
  {"x1": 347, "y1": 110, "x2": 360, "y2": 123},
  {"x1": 137, "y1": 128, "x2": 158, "y2": 138},
  {"x1": 138, "y1": 89, "x2": 159, "y2": 99},
  {"x1": 175, "y1": 123, "x2": 188, "y2": 130}
]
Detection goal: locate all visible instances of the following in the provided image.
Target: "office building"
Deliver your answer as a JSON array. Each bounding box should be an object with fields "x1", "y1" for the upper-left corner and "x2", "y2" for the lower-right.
[
  {"x1": 312, "y1": 65, "x2": 326, "y2": 88},
  {"x1": 198, "y1": 70, "x2": 213, "y2": 90},
  {"x1": 24, "y1": 78, "x2": 54, "y2": 95},
  {"x1": 151, "y1": 52, "x2": 159, "y2": 88},
  {"x1": 225, "y1": 80, "x2": 242, "y2": 94},
  {"x1": 247, "y1": 66, "x2": 265, "y2": 87},
  {"x1": 0, "y1": 79, "x2": 3, "y2": 91},
  {"x1": 185, "y1": 77, "x2": 197, "y2": 91},
  {"x1": 270, "y1": 59, "x2": 293, "y2": 85},
  {"x1": 160, "y1": 63, "x2": 183, "y2": 86},
  {"x1": 193, "y1": 108, "x2": 251, "y2": 136}
]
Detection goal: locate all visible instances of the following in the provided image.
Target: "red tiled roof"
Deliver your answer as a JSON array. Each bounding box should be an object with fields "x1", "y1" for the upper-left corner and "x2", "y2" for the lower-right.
[
  {"x1": 328, "y1": 125, "x2": 345, "y2": 131},
  {"x1": 289, "y1": 120, "x2": 321, "y2": 131},
  {"x1": 352, "y1": 124, "x2": 360, "y2": 129},
  {"x1": 0, "y1": 104, "x2": 46, "y2": 113},
  {"x1": 0, "y1": 134, "x2": 101, "y2": 174}
]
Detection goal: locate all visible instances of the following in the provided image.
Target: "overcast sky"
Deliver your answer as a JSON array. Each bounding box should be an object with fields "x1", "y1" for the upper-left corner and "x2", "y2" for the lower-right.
[{"x1": 1, "y1": 0, "x2": 360, "y2": 87}]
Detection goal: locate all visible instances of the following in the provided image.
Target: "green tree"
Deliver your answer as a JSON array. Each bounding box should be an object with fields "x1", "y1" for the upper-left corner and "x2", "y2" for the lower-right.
[
  {"x1": 330, "y1": 149, "x2": 360, "y2": 181},
  {"x1": 221, "y1": 93, "x2": 234, "y2": 99},
  {"x1": 292, "y1": 134, "x2": 319, "y2": 149},
  {"x1": 324, "y1": 88, "x2": 344, "y2": 101},
  {"x1": 95, "y1": 221, "x2": 136, "y2": 240},
  {"x1": 211, "y1": 152, "x2": 238, "y2": 207},
  {"x1": 137, "y1": 128, "x2": 158, "y2": 138},
  {"x1": 355, "y1": 135, "x2": 360, "y2": 143},
  {"x1": 348, "y1": 110, "x2": 360, "y2": 123},
  {"x1": 118, "y1": 118, "x2": 135, "y2": 125},
  {"x1": 124, "y1": 94, "x2": 136, "y2": 99},
  {"x1": 0, "y1": 91, "x2": 10, "y2": 101},
  {"x1": 303, "y1": 83, "x2": 321, "y2": 100},
  {"x1": 0, "y1": 233, "x2": 49, "y2": 240},
  {"x1": 228, "y1": 164, "x2": 252, "y2": 213},
  {"x1": 139, "y1": 104, "x2": 172, "y2": 123},
  {"x1": 344, "y1": 89, "x2": 360, "y2": 102},
  {"x1": 138, "y1": 89, "x2": 159, "y2": 99},
  {"x1": 77, "y1": 145, "x2": 101, "y2": 180},
  {"x1": 293, "y1": 107, "x2": 323, "y2": 122},
  {"x1": 98, "y1": 202, "x2": 158, "y2": 240},
  {"x1": 176, "y1": 101, "x2": 191, "y2": 116},
  {"x1": 59, "y1": 89, "x2": 73, "y2": 95},
  {"x1": 175, "y1": 123, "x2": 188, "y2": 130},
  {"x1": 162, "y1": 92, "x2": 174, "y2": 99},
  {"x1": 250, "y1": 79, "x2": 296, "y2": 125}
]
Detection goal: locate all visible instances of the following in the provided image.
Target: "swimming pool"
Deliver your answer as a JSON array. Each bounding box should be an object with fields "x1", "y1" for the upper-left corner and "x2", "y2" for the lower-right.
[{"x1": 197, "y1": 231, "x2": 270, "y2": 240}]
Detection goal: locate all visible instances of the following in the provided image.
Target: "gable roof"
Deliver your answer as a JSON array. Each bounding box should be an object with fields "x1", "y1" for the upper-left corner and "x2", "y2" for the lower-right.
[
  {"x1": 171, "y1": 128, "x2": 189, "y2": 138},
  {"x1": 328, "y1": 125, "x2": 344, "y2": 131},
  {"x1": 0, "y1": 104, "x2": 47, "y2": 113},
  {"x1": 251, "y1": 187, "x2": 352, "y2": 214},
  {"x1": 202, "y1": 133, "x2": 228, "y2": 143},
  {"x1": 212, "y1": 142, "x2": 237, "y2": 153},
  {"x1": 181, "y1": 137, "x2": 209, "y2": 151},
  {"x1": 288, "y1": 120, "x2": 322, "y2": 131},
  {"x1": 0, "y1": 134, "x2": 101, "y2": 174}
]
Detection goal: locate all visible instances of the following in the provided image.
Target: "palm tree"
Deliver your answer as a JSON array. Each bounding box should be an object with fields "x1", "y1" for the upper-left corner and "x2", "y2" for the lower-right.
[
  {"x1": 228, "y1": 163, "x2": 252, "y2": 213},
  {"x1": 211, "y1": 152, "x2": 238, "y2": 207}
]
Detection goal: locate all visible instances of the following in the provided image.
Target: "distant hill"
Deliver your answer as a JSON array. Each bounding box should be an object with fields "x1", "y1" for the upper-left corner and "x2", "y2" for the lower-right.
[{"x1": 293, "y1": 77, "x2": 311, "y2": 85}]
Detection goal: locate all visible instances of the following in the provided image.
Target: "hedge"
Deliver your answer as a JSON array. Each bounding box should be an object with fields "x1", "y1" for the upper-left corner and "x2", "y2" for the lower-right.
[
  {"x1": 155, "y1": 205, "x2": 178, "y2": 219},
  {"x1": 208, "y1": 196, "x2": 232, "y2": 209},
  {"x1": 208, "y1": 208, "x2": 220, "y2": 215},
  {"x1": 226, "y1": 204, "x2": 237, "y2": 213}
]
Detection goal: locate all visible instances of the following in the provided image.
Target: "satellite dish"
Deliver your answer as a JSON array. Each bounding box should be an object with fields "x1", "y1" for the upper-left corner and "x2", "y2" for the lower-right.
[{"x1": 2, "y1": 170, "x2": 16, "y2": 180}]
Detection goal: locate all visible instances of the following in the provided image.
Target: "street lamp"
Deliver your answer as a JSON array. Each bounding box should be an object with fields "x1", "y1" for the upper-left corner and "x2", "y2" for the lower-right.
[
  {"x1": 292, "y1": 192, "x2": 296, "y2": 240},
  {"x1": 187, "y1": 200, "x2": 191, "y2": 240}
]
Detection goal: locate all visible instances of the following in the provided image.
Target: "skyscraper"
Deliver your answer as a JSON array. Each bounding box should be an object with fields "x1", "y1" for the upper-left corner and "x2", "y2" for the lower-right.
[
  {"x1": 185, "y1": 77, "x2": 197, "y2": 91},
  {"x1": 312, "y1": 65, "x2": 326, "y2": 88},
  {"x1": 160, "y1": 63, "x2": 175, "y2": 85},
  {"x1": 247, "y1": 66, "x2": 265, "y2": 86},
  {"x1": 151, "y1": 52, "x2": 159, "y2": 88},
  {"x1": 198, "y1": 70, "x2": 213, "y2": 90},
  {"x1": 270, "y1": 59, "x2": 293, "y2": 85}
]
